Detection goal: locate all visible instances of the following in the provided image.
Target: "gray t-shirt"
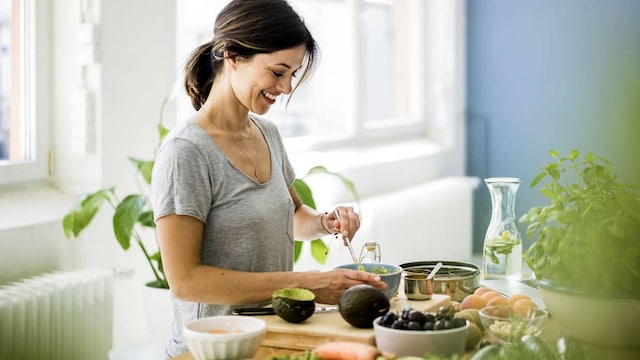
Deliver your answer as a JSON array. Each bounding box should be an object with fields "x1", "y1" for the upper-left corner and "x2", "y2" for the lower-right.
[{"x1": 151, "y1": 115, "x2": 296, "y2": 358}]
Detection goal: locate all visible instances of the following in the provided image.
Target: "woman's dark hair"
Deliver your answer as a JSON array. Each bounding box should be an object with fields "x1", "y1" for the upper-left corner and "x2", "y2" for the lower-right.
[{"x1": 184, "y1": 0, "x2": 318, "y2": 110}]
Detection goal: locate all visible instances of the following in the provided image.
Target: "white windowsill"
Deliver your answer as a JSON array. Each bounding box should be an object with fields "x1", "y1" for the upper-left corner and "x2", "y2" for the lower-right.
[
  {"x1": 0, "y1": 183, "x2": 75, "y2": 231},
  {"x1": 289, "y1": 137, "x2": 444, "y2": 173}
]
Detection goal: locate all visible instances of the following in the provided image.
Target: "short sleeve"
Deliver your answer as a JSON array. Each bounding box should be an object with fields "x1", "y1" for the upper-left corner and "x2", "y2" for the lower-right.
[{"x1": 152, "y1": 138, "x2": 212, "y2": 224}]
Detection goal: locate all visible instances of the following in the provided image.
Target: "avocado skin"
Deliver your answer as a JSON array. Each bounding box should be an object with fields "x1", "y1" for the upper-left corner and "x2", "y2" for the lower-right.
[
  {"x1": 272, "y1": 290, "x2": 316, "y2": 323},
  {"x1": 339, "y1": 284, "x2": 390, "y2": 328}
]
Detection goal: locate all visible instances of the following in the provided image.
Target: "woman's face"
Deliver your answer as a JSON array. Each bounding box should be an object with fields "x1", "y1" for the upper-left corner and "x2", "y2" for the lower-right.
[{"x1": 229, "y1": 44, "x2": 306, "y2": 115}]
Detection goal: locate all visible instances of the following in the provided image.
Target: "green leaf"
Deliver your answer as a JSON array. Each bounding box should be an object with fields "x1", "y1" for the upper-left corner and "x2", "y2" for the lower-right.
[
  {"x1": 128, "y1": 157, "x2": 154, "y2": 185},
  {"x1": 293, "y1": 240, "x2": 303, "y2": 262},
  {"x1": 62, "y1": 213, "x2": 75, "y2": 238},
  {"x1": 113, "y1": 194, "x2": 147, "y2": 250},
  {"x1": 549, "y1": 150, "x2": 559, "y2": 158},
  {"x1": 158, "y1": 123, "x2": 170, "y2": 143},
  {"x1": 540, "y1": 188, "x2": 556, "y2": 199},
  {"x1": 145, "y1": 279, "x2": 169, "y2": 289},
  {"x1": 530, "y1": 172, "x2": 547, "y2": 188},
  {"x1": 568, "y1": 149, "x2": 579, "y2": 160},
  {"x1": 310, "y1": 239, "x2": 329, "y2": 264},
  {"x1": 62, "y1": 188, "x2": 114, "y2": 238},
  {"x1": 150, "y1": 250, "x2": 164, "y2": 274},
  {"x1": 293, "y1": 179, "x2": 315, "y2": 209},
  {"x1": 138, "y1": 210, "x2": 156, "y2": 228},
  {"x1": 549, "y1": 166, "x2": 560, "y2": 182}
]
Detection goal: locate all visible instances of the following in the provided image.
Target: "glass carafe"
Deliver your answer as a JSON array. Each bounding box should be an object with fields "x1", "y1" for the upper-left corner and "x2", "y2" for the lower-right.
[
  {"x1": 482, "y1": 177, "x2": 522, "y2": 280},
  {"x1": 359, "y1": 242, "x2": 381, "y2": 264}
]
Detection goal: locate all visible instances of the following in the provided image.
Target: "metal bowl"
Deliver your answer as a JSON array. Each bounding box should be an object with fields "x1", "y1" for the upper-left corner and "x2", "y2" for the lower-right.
[
  {"x1": 403, "y1": 272, "x2": 435, "y2": 300},
  {"x1": 400, "y1": 261, "x2": 480, "y2": 302}
]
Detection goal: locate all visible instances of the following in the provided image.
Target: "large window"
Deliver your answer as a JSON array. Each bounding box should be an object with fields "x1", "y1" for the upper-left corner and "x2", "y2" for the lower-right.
[
  {"x1": 176, "y1": 0, "x2": 427, "y2": 151},
  {"x1": 266, "y1": 0, "x2": 425, "y2": 151},
  {"x1": 0, "y1": 0, "x2": 48, "y2": 186}
]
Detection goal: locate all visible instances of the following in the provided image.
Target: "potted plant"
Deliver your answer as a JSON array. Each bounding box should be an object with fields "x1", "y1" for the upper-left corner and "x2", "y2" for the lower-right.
[{"x1": 519, "y1": 149, "x2": 640, "y2": 348}]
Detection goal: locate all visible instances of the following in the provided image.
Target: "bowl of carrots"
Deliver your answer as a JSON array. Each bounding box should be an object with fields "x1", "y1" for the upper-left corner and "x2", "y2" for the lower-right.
[{"x1": 183, "y1": 315, "x2": 266, "y2": 360}]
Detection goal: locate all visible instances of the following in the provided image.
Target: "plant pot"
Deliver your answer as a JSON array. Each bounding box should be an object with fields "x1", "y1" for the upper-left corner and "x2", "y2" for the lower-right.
[
  {"x1": 143, "y1": 284, "x2": 172, "y2": 358},
  {"x1": 537, "y1": 279, "x2": 640, "y2": 349}
]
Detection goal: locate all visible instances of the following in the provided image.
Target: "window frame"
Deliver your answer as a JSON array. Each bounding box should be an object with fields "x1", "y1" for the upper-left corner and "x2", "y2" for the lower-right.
[
  {"x1": 0, "y1": 0, "x2": 50, "y2": 187},
  {"x1": 273, "y1": 0, "x2": 428, "y2": 153}
]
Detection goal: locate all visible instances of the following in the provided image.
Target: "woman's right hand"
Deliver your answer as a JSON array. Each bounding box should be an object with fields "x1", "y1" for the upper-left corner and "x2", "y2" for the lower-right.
[{"x1": 308, "y1": 269, "x2": 387, "y2": 305}]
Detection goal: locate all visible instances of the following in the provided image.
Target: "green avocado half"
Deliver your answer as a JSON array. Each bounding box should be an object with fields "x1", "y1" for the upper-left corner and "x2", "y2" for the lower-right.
[{"x1": 272, "y1": 288, "x2": 316, "y2": 323}]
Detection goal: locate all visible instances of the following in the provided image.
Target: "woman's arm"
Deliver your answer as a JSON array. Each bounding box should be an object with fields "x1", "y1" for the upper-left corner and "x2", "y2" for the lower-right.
[
  {"x1": 289, "y1": 186, "x2": 360, "y2": 244},
  {"x1": 157, "y1": 213, "x2": 383, "y2": 305}
]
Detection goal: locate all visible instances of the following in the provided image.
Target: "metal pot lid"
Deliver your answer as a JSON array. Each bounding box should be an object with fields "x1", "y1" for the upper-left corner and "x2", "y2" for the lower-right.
[{"x1": 400, "y1": 261, "x2": 480, "y2": 280}]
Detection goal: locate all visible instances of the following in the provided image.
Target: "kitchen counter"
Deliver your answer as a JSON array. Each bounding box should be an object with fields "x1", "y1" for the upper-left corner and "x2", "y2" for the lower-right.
[
  {"x1": 172, "y1": 294, "x2": 451, "y2": 359},
  {"x1": 171, "y1": 290, "x2": 640, "y2": 360}
]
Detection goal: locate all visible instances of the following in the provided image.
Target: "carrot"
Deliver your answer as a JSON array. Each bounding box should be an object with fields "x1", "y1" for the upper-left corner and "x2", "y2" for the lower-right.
[{"x1": 313, "y1": 341, "x2": 383, "y2": 360}]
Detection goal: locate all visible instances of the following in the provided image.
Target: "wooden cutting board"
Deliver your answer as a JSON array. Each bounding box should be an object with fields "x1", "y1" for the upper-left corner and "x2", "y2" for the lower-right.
[{"x1": 257, "y1": 294, "x2": 451, "y2": 350}]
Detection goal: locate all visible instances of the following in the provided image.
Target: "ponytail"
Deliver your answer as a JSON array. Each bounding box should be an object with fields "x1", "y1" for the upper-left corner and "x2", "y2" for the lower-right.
[{"x1": 184, "y1": 42, "x2": 221, "y2": 111}]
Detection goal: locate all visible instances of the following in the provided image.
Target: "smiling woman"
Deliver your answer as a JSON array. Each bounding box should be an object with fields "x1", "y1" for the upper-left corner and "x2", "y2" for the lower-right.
[{"x1": 153, "y1": 1, "x2": 386, "y2": 358}]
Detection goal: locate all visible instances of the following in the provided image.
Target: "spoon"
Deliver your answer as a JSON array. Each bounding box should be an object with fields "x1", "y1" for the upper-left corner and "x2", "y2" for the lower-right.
[
  {"x1": 427, "y1": 262, "x2": 443, "y2": 280},
  {"x1": 334, "y1": 210, "x2": 361, "y2": 268}
]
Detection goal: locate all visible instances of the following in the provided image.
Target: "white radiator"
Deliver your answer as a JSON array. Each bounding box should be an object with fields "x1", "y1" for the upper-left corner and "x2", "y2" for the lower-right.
[{"x1": 0, "y1": 268, "x2": 114, "y2": 360}]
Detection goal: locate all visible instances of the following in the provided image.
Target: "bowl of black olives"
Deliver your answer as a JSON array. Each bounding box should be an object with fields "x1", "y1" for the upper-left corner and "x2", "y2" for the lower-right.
[{"x1": 373, "y1": 305, "x2": 469, "y2": 358}]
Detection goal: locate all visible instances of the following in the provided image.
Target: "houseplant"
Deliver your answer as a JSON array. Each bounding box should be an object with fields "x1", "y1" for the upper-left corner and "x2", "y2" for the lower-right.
[
  {"x1": 62, "y1": 92, "x2": 360, "y2": 290},
  {"x1": 519, "y1": 149, "x2": 640, "y2": 348}
]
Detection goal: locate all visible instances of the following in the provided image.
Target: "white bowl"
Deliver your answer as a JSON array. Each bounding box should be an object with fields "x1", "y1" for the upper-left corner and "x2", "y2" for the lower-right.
[
  {"x1": 183, "y1": 315, "x2": 266, "y2": 360},
  {"x1": 373, "y1": 316, "x2": 468, "y2": 357},
  {"x1": 537, "y1": 279, "x2": 640, "y2": 348}
]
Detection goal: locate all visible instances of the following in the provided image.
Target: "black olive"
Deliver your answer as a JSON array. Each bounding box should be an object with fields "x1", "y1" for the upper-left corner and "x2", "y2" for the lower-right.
[
  {"x1": 434, "y1": 320, "x2": 446, "y2": 330},
  {"x1": 452, "y1": 317, "x2": 467, "y2": 328},
  {"x1": 444, "y1": 319, "x2": 454, "y2": 329},
  {"x1": 408, "y1": 310, "x2": 427, "y2": 324},
  {"x1": 380, "y1": 311, "x2": 398, "y2": 326},
  {"x1": 436, "y1": 306, "x2": 451, "y2": 320},
  {"x1": 391, "y1": 319, "x2": 407, "y2": 330},
  {"x1": 407, "y1": 321, "x2": 423, "y2": 330},
  {"x1": 423, "y1": 321, "x2": 435, "y2": 330},
  {"x1": 423, "y1": 312, "x2": 435, "y2": 323},
  {"x1": 401, "y1": 307, "x2": 412, "y2": 320}
]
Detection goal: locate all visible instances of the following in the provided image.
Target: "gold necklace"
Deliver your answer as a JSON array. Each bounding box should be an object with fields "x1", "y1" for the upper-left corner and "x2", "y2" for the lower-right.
[
  {"x1": 209, "y1": 119, "x2": 260, "y2": 180},
  {"x1": 236, "y1": 123, "x2": 260, "y2": 180}
]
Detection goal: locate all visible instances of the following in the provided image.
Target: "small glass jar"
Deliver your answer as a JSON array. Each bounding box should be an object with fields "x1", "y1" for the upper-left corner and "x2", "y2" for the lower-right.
[{"x1": 359, "y1": 242, "x2": 381, "y2": 264}]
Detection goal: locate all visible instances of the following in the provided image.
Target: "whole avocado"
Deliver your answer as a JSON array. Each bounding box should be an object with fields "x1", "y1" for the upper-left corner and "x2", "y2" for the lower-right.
[{"x1": 338, "y1": 284, "x2": 390, "y2": 328}]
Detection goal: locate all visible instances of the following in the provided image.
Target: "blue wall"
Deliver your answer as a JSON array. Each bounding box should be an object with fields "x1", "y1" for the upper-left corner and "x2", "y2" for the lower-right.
[{"x1": 466, "y1": 0, "x2": 640, "y2": 253}]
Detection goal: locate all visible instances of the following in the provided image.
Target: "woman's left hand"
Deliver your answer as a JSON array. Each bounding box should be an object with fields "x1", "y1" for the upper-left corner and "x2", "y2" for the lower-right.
[{"x1": 327, "y1": 206, "x2": 360, "y2": 244}]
